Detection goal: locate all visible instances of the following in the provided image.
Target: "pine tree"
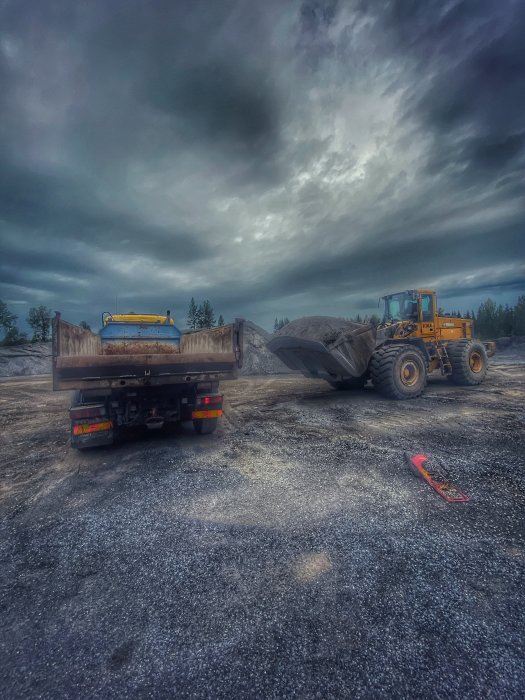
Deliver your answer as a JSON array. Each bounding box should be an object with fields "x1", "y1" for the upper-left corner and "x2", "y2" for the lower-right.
[
  {"x1": 476, "y1": 299, "x2": 497, "y2": 338},
  {"x1": 0, "y1": 300, "x2": 17, "y2": 335},
  {"x1": 514, "y1": 296, "x2": 525, "y2": 335},
  {"x1": 273, "y1": 318, "x2": 290, "y2": 331},
  {"x1": 79, "y1": 321, "x2": 91, "y2": 331},
  {"x1": 217, "y1": 314, "x2": 225, "y2": 327},
  {"x1": 187, "y1": 297, "x2": 198, "y2": 329},
  {"x1": 197, "y1": 300, "x2": 215, "y2": 329},
  {"x1": 501, "y1": 304, "x2": 514, "y2": 336},
  {"x1": 0, "y1": 300, "x2": 26, "y2": 345}
]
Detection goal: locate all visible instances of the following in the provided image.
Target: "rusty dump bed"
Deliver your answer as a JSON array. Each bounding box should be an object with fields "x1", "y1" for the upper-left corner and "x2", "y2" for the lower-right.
[{"x1": 52, "y1": 315, "x2": 244, "y2": 391}]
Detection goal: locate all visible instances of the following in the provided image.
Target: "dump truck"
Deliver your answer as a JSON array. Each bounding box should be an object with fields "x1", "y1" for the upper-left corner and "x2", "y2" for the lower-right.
[
  {"x1": 52, "y1": 311, "x2": 243, "y2": 449},
  {"x1": 268, "y1": 289, "x2": 495, "y2": 399}
]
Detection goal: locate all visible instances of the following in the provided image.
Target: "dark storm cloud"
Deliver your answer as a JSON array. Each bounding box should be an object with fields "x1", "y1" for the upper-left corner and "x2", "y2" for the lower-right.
[
  {"x1": 362, "y1": 0, "x2": 525, "y2": 180},
  {"x1": 0, "y1": 0, "x2": 524, "y2": 330},
  {"x1": 146, "y1": 63, "x2": 279, "y2": 149},
  {"x1": 269, "y1": 222, "x2": 524, "y2": 298},
  {"x1": 0, "y1": 159, "x2": 207, "y2": 263}
]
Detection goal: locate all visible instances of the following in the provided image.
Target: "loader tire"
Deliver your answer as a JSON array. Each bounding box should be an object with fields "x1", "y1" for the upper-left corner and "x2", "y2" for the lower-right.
[
  {"x1": 370, "y1": 344, "x2": 427, "y2": 399},
  {"x1": 332, "y1": 375, "x2": 367, "y2": 390},
  {"x1": 193, "y1": 418, "x2": 218, "y2": 435},
  {"x1": 447, "y1": 340, "x2": 488, "y2": 385}
]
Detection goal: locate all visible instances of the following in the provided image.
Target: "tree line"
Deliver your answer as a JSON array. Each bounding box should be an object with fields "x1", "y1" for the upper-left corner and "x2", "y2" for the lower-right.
[
  {"x1": 0, "y1": 302, "x2": 55, "y2": 346},
  {"x1": 2, "y1": 295, "x2": 524, "y2": 345},
  {"x1": 473, "y1": 296, "x2": 525, "y2": 339}
]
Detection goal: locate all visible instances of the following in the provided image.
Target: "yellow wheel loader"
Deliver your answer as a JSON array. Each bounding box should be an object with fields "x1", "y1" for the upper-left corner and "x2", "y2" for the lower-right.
[{"x1": 268, "y1": 289, "x2": 495, "y2": 400}]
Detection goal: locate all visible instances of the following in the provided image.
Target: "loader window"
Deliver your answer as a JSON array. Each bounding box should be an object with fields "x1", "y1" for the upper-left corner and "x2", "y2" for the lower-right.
[
  {"x1": 384, "y1": 293, "x2": 418, "y2": 321},
  {"x1": 421, "y1": 294, "x2": 433, "y2": 322}
]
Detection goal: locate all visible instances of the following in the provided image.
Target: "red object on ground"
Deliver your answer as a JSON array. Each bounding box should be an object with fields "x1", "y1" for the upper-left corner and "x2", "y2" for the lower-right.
[{"x1": 404, "y1": 452, "x2": 469, "y2": 502}]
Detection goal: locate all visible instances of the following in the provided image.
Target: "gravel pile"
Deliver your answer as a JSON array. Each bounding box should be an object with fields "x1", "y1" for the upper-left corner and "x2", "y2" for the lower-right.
[
  {"x1": 275, "y1": 316, "x2": 367, "y2": 343},
  {"x1": 240, "y1": 321, "x2": 293, "y2": 376},
  {"x1": 0, "y1": 342, "x2": 52, "y2": 377}
]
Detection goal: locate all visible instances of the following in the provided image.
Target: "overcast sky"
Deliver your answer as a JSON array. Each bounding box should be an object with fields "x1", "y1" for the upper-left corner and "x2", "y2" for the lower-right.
[{"x1": 1, "y1": 0, "x2": 524, "y2": 331}]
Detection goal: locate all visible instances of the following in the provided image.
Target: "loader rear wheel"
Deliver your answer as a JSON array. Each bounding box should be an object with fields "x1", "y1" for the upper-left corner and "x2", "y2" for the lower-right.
[
  {"x1": 447, "y1": 340, "x2": 488, "y2": 385},
  {"x1": 193, "y1": 418, "x2": 218, "y2": 435},
  {"x1": 370, "y1": 344, "x2": 427, "y2": 399}
]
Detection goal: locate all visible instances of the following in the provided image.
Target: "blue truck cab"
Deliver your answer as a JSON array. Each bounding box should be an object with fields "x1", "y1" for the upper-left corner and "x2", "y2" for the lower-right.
[{"x1": 100, "y1": 311, "x2": 181, "y2": 355}]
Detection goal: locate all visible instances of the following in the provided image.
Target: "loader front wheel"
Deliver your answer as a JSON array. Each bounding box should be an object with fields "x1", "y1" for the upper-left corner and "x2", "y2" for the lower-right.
[
  {"x1": 447, "y1": 340, "x2": 488, "y2": 385},
  {"x1": 370, "y1": 344, "x2": 427, "y2": 399}
]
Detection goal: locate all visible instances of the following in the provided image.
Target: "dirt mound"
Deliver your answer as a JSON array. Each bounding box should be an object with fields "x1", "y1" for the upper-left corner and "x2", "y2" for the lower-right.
[
  {"x1": 494, "y1": 335, "x2": 525, "y2": 350},
  {"x1": 0, "y1": 342, "x2": 52, "y2": 377},
  {"x1": 491, "y1": 336, "x2": 525, "y2": 365},
  {"x1": 240, "y1": 321, "x2": 293, "y2": 376}
]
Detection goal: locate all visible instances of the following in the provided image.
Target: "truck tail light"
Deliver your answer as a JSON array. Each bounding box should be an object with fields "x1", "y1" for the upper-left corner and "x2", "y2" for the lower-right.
[
  {"x1": 72, "y1": 420, "x2": 113, "y2": 436},
  {"x1": 193, "y1": 394, "x2": 223, "y2": 419},
  {"x1": 197, "y1": 395, "x2": 223, "y2": 406}
]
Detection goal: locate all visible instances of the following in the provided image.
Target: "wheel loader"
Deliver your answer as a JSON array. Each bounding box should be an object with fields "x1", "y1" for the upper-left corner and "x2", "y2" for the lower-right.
[{"x1": 267, "y1": 289, "x2": 495, "y2": 400}]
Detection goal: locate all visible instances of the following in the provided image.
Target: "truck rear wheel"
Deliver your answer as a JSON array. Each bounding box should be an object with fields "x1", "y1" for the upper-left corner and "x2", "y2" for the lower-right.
[
  {"x1": 193, "y1": 418, "x2": 218, "y2": 435},
  {"x1": 370, "y1": 344, "x2": 427, "y2": 399},
  {"x1": 447, "y1": 340, "x2": 488, "y2": 385}
]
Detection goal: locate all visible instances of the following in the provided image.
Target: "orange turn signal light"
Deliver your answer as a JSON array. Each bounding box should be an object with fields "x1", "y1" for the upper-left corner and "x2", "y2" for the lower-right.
[
  {"x1": 191, "y1": 409, "x2": 223, "y2": 419},
  {"x1": 72, "y1": 421, "x2": 113, "y2": 436}
]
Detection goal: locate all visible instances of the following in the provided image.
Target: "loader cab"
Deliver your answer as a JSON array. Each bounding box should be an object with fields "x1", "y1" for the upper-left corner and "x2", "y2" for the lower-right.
[
  {"x1": 383, "y1": 291, "x2": 418, "y2": 322},
  {"x1": 382, "y1": 290, "x2": 437, "y2": 325}
]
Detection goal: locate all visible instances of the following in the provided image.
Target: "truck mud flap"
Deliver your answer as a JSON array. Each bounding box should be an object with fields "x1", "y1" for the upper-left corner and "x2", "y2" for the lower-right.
[{"x1": 267, "y1": 335, "x2": 363, "y2": 380}]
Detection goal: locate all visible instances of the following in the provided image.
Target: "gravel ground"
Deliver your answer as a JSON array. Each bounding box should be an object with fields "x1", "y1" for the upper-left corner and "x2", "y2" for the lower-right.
[{"x1": 0, "y1": 363, "x2": 524, "y2": 699}]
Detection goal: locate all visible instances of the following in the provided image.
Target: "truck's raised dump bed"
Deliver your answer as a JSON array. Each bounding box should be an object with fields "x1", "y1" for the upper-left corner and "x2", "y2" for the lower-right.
[
  {"x1": 267, "y1": 316, "x2": 376, "y2": 383},
  {"x1": 52, "y1": 314, "x2": 243, "y2": 391}
]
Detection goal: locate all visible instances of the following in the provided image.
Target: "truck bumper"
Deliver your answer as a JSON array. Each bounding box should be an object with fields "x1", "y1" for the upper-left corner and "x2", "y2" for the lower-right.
[
  {"x1": 71, "y1": 420, "x2": 114, "y2": 449},
  {"x1": 71, "y1": 431, "x2": 114, "y2": 449}
]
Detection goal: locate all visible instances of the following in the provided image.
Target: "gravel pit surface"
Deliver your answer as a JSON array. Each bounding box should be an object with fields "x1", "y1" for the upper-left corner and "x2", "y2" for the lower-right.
[{"x1": 0, "y1": 365, "x2": 524, "y2": 699}]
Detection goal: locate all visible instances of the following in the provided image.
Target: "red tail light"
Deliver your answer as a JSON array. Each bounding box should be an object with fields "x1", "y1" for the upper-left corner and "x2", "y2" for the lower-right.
[{"x1": 197, "y1": 395, "x2": 223, "y2": 406}]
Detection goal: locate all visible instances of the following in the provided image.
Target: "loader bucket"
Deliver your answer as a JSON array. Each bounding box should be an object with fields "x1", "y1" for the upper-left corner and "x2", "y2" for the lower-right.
[{"x1": 267, "y1": 318, "x2": 376, "y2": 382}]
